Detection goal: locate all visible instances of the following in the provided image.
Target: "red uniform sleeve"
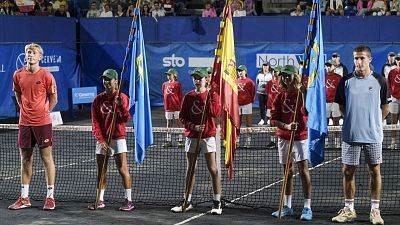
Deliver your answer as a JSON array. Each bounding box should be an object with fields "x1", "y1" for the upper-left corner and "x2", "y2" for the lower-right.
[
  {"x1": 116, "y1": 93, "x2": 131, "y2": 123},
  {"x1": 178, "y1": 83, "x2": 183, "y2": 108},
  {"x1": 250, "y1": 79, "x2": 256, "y2": 102},
  {"x1": 269, "y1": 93, "x2": 281, "y2": 127},
  {"x1": 45, "y1": 71, "x2": 57, "y2": 95},
  {"x1": 13, "y1": 72, "x2": 21, "y2": 94},
  {"x1": 162, "y1": 82, "x2": 166, "y2": 97},
  {"x1": 208, "y1": 90, "x2": 221, "y2": 118},
  {"x1": 91, "y1": 97, "x2": 104, "y2": 142}
]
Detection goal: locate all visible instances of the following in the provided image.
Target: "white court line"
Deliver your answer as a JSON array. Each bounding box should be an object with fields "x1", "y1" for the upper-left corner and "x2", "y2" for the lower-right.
[
  {"x1": 174, "y1": 156, "x2": 342, "y2": 225},
  {"x1": 3, "y1": 149, "x2": 138, "y2": 181}
]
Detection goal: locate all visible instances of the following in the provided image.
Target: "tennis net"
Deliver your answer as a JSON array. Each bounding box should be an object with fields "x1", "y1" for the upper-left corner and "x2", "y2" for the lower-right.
[{"x1": 0, "y1": 124, "x2": 399, "y2": 213}]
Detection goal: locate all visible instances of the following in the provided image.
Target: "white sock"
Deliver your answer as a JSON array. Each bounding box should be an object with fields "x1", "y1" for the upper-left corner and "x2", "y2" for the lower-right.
[
  {"x1": 391, "y1": 138, "x2": 396, "y2": 144},
  {"x1": 304, "y1": 199, "x2": 311, "y2": 209},
  {"x1": 46, "y1": 185, "x2": 54, "y2": 199},
  {"x1": 213, "y1": 194, "x2": 221, "y2": 202},
  {"x1": 345, "y1": 199, "x2": 355, "y2": 212},
  {"x1": 125, "y1": 189, "x2": 132, "y2": 201},
  {"x1": 21, "y1": 184, "x2": 29, "y2": 198},
  {"x1": 371, "y1": 199, "x2": 380, "y2": 211},
  {"x1": 184, "y1": 194, "x2": 192, "y2": 202},
  {"x1": 166, "y1": 133, "x2": 171, "y2": 142},
  {"x1": 284, "y1": 195, "x2": 292, "y2": 208},
  {"x1": 178, "y1": 134, "x2": 183, "y2": 142},
  {"x1": 98, "y1": 189, "x2": 105, "y2": 201}
]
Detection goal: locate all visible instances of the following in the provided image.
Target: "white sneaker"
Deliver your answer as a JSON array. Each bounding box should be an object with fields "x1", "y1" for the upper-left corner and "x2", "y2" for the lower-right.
[
  {"x1": 258, "y1": 119, "x2": 265, "y2": 125},
  {"x1": 211, "y1": 200, "x2": 222, "y2": 215},
  {"x1": 389, "y1": 143, "x2": 397, "y2": 150},
  {"x1": 171, "y1": 200, "x2": 193, "y2": 213}
]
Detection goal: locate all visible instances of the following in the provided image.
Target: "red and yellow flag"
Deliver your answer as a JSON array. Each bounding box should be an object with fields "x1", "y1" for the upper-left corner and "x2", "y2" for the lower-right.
[{"x1": 212, "y1": 4, "x2": 239, "y2": 180}]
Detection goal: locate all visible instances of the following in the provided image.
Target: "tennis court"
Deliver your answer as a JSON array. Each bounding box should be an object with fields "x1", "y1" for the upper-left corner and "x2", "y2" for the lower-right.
[{"x1": 1, "y1": 109, "x2": 399, "y2": 224}]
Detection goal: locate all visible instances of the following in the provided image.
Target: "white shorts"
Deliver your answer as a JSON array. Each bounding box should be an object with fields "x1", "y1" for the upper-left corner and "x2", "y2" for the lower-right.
[
  {"x1": 326, "y1": 102, "x2": 341, "y2": 118},
  {"x1": 278, "y1": 138, "x2": 309, "y2": 164},
  {"x1": 185, "y1": 137, "x2": 216, "y2": 154},
  {"x1": 165, "y1": 111, "x2": 180, "y2": 120},
  {"x1": 96, "y1": 139, "x2": 127, "y2": 156},
  {"x1": 239, "y1": 103, "x2": 252, "y2": 115},
  {"x1": 389, "y1": 97, "x2": 400, "y2": 114}
]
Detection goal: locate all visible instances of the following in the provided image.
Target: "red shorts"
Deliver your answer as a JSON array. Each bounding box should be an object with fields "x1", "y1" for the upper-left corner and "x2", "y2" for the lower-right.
[{"x1": 18, "y1": 124, "x2": 53, "y2": 149}]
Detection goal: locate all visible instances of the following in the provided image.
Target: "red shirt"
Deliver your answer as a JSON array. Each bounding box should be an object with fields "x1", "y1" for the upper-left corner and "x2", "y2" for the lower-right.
[
  {"x1": 236, "y1": 77, "x2": 255, "y2": 106},
  {"x1": 270, "y1": 91, "x2": 308, "y2": 141},
  {"x1": 13, "y1": 67, "x2": 57, "y2": 126},
  {"x1": 388, "y1": 68, "x2": 400, "y2": 99},
  {"x1": 91, "y1": 91, "x2": 130, "y2": 142},
  {"x1": 325, "y1": 73, "x2": 342, "y2": 103},
  {"x1": 265, "y1": 79, "x2": 281, "y2": 109},
  {"x1": 162, "y1": 81, "x2": 183, "y2": 112},
  {"x1": 179, "y1": 90, "x2": 220, "y2": 138}
]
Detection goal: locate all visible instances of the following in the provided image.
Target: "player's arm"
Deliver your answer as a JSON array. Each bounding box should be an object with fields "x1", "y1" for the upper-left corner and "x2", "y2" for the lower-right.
[
  {"x1": 48, "y1": 93, "x2": 58, "y2": 112},
  {"x1": 14, "y1": 91, "x2": 22, "y2": 108}
]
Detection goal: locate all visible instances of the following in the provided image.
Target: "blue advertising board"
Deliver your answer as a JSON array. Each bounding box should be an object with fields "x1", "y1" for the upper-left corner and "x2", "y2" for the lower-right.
[{"x1": 71, "y1": 87, "x2": 97, "y2": 104}]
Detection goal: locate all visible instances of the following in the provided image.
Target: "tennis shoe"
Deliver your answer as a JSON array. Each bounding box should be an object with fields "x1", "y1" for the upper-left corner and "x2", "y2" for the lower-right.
[
  {"x1": 171, "y1": 199, "x2": 193, "y2": 213},
  {"x1": 43, "y1": 197, "x2": 56, "y2": 210},
  {"x1": 88, "y1": 201, "x2": 106, "y2": 210},
  {"x1": 272, "y1": 205, "x2": 294, "y2": 218},
  {"x1": 332, "y1": 207, "x2": 357, "y2": 223},
  {"x1": 119, "y1": 199, "x2": 134, "y2": 211},
  {"x1": 8, "y1": 197, "x2": 31, "y2": 210},
  {"x1": 389, "y1": 143, "x2": 397, "y2": 150},
  {"x1": 211, "y1": 200, "x2": 222, "y2": 215},
  {"x1": 258, "y1": 119, "x2": 265, "y2": 125},
  {"x1": 370, "y1": 209, "x2": 384, "y2": 225},
  {"x1": 266, "y1": 141, "x2": 276, "y2": 149},
  {"x1": 300, "y1": 207, "x2": 313, "y2": 221}
]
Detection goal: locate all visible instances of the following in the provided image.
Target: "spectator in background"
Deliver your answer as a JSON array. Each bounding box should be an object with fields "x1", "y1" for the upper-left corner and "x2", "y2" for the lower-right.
[
  {"x1": 326, "y1": 0, "x2": 345, "y2": 15},
  {"x1": 163, "y1": 0, "x2": 175, "y2": 16},
  {"x1": 46, "y1": 2, "x2": 55, "y2": 16},
  {"x1": 115, "y1": 3, "x2": 126, "y2": 17},
  {"x1": 390, "y1": 0, "x2": 400, "y2": 15},
  {"x1": 152, "y1": 2, "x2": 165, "y2": 18},
  {"x1": 202, "y1": 2, "x2": 217, "y2": 17},
  {"x1": 231, "y1": 0, "x2": 240, "y2": 12},
  {"x1": 291, "y1": 4, "x2": 304, "y2": 16},
  {"x1": 371, "y1": 0, "x2": 388, "y2": 15},
  {"x1": 54, "y1": 3, "x2": 68, "y2": 17},
  {"x1": 35, "y1": 2, "x2": 49, "y2": 16},
  {"x1": 244, "y1": 0, "x2": 257, "y2": 15},
  {"x1": 141, "y1": 3, "x2": 151, "y2": 17},
  {"x1": 381, "y1": 52, "x2": 397, "y2": 78},
  {"x1": 87, "y1": 1, "x2": 100, "y2": 18},
  {"x1": 357, "y1": 0, "x2": 372, "y2": 15},
  {"x1": 344, "y1": 0, "x2": 357, "y2": 15},
  {"x1": 126, "y1": 4, "x2": 134, "y2": 17},
  {"x1": 213, "y1": 0, "x2": 225, "y2": 16},
  {"x1": 1, "y1": 0, "x2": 16, "y2": 15},
  {"x1": 100, "y1": 3, "x2": 113, "y2": 17},
  {"x1": 54, "y1": 0, "x2": 66, "y2": 10},
  {"x1": 233, "y1": 0, "x2": 246, "y2": 17},
  {"x1": 110, "y1": 0, "x2": 119, "y2": 14},
  {"x1": 332, "y1": 52, "x2": 349, "y2": 76}
]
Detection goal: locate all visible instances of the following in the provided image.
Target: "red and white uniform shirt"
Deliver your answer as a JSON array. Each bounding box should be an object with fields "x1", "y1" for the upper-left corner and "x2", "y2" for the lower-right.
[
  {"x1": 388, "y1": 68, "x2": 400, "y2": 99},
  {"x1": 325, "y1": 73, "x2": 342, "y2": 103},
  {"x1": 236, "y1": 77, "x2": 255, "y2": 106},
  {"x1": 162, "y1": 81, "x2": 183, "y2": 112},
  {"x1": 265, "y1": 79, "x2": 281, "y2": 109},
  {"x1": 270, "y1": 91, "x2": 308, "y2": 141}
]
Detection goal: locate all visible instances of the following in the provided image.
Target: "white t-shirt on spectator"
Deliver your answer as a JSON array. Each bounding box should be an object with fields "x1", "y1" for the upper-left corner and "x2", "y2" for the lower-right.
[{"x1": 99, "y1": 10, "x2": 113, "y2": 17}]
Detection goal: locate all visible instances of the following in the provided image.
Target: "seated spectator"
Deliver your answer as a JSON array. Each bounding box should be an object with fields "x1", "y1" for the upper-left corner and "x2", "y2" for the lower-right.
[
  {"x1": 357, "y1": 0, "x2": 372, "y2": 15},
  {"x1": 152, "y1": 2, "x2": 166, "y2": 18},
  {"x1": 326, "y1": 0, "x2": 345, "y2": 16},
  {"x1": 126, "y1": 4, "x2": 134, "y2": 17},
  {"x1": 244, "y1": 0, "x2": 257, "y2": 15},
  {"x1": 141, "y1": 3, "x2": 151, "y2": 17},
  {"x1": 54, "y1": 2, "x2": 69, "y2": 17},
  {"x1": 213, "y1": 0, "x2": 225, "y2": 16},
  {"x1": 99, "y1": 3, "x2": 113, "y2": 17},
  {"x1": 163, "y1": 0, "x2": 175, "y2": 16},
  {"x1": 1, "y1": 0, "x2": 16, "y2": 15},
  {"x1": 115, "y1": 3, "x2": 126, "y2": 17},
  {"x1": 371, "y1": 0, "x2": 388, "y2": 15},
  {"x1": 202, "y1": 2, "x2": 217, "y2": 17},
  {"x1": 35, "y1": 2, "x2": 49, "y2": 16},
  {"x1": 110, "y1": 0, "x2": 119, "y2": 14},
  {"x1": 233, "y1": 0, "x2": 246, "y2": 17},
  {"x1": 46, "y1": 2, "x2": 55, "y2": 16},
  {"x1": 291, "y1": 4, "x2": 304, "y2": 16},
  {"x1": 345, "y1": 0, "x2": 357, "y2": 15},
  {"x1": 54, "y1": 0, "x2": 66, "y2": 10},
  {"x1": 390, "y1": 0, "x2": 400, "y2": 15},
  {"x1": 232, "y1": 0, "x2": 241, "y2": 12},
  {"x1": 99, "y1": 0, "x2": 109, "y2": 13},
  {"x1": 87, "y1": 1, "x2": 100, "y2": 18}
]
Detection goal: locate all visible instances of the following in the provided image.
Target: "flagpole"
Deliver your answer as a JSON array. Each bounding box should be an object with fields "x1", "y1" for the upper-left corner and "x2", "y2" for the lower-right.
[
  {"x1": 94, "y1": 0, "x2": 143, "y2": 209},
  {"x1": 182, "y1": 3, "x2": 231, "y2": 212},
  {"x1": 277, "y1": 0, "x2": 318, "y2": 219}
]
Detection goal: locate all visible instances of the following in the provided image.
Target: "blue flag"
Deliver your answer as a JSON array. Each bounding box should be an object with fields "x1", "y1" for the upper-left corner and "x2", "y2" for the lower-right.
[
  {"x1": 125, "y1": 10, "x2": 153, "y2": 164},
  {"x1": 305, "y1": 0, "x2": 327, "y2": 167}
]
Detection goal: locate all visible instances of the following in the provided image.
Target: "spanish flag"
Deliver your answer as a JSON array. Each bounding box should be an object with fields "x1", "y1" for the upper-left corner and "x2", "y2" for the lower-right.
[{"x1": 212, "y1": 3, "x2": 239, "y2": 180}]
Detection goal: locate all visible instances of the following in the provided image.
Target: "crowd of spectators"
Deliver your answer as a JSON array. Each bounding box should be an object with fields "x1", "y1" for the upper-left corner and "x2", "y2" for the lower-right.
[{"x1": 0, "y1": 0, "x2": 399, "y2": 17}]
